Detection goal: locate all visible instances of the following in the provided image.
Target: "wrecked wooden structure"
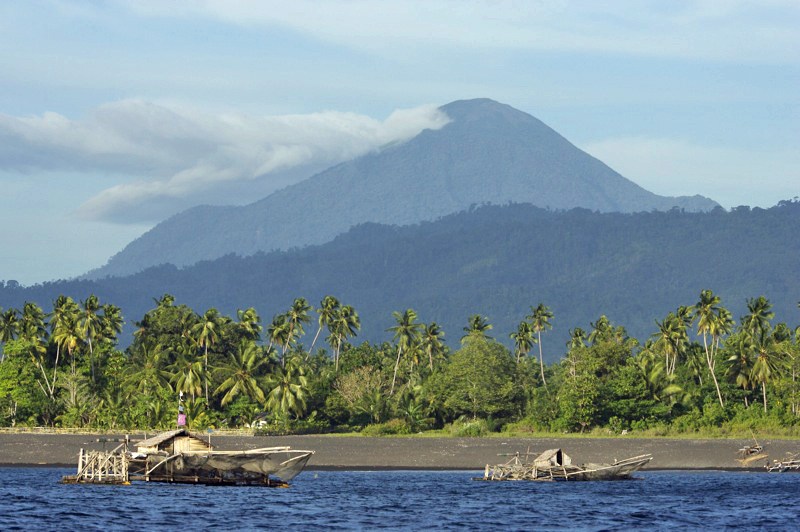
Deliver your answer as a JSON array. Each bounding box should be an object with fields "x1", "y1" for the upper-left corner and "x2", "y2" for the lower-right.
[
  {"x1": 62, "y1": 429, "x2": 314, "y2": 487},
  {"x1": 766, "y1": 453, "x2": 800, "y2": 473},
  {"x1": 476, "y1": 448, "x2": 653, "y2": 482}
]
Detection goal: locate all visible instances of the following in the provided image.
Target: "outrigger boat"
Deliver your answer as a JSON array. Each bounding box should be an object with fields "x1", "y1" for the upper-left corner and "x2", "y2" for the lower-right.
[
  {"x1": 766, "y1": 453, "x2": 800, "y2": 473},
  {"x1": 62, "y1": 428, "x2": 314, "y2": 487},
  {"x1": 475, "y1": 448, "x2": 652, "y2": 482}
]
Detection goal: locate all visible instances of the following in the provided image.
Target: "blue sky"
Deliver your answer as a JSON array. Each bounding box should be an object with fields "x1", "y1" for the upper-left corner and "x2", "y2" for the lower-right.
[{"x1": 1, "y1": 0, "x2": 798, "y2": 285}]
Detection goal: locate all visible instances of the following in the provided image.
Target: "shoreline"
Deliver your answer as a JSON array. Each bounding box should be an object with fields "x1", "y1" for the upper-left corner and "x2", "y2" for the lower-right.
[{"x1": 1, "y1": 432, "x2": 797, "y2": 470}]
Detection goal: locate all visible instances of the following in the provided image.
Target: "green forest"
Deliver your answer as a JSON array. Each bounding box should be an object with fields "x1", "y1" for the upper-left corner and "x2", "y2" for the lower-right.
[{"x1": 1, "y1": 290, "x2": 798, "y2": 437}]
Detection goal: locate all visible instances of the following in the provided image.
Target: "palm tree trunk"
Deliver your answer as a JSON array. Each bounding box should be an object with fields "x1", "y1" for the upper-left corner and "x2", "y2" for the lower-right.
[
  {"x1": 702, "y1": 334, "x2": 725, "y2": 408},
  {"x1": 537, "y1": 332, "x2": 547, "y2": 388},
  {"x1": 762, "y1": 383, "x2": 767, "y2": 413},
  {"x1": 390, "y1": 346, "x2": 403, "y2": 396},
  {"x1": 309, "y1": 325, "x2": 323, "y2": 357},
  {"x1": 204, "y1": 344, "x2": 209, "y2": 404}
]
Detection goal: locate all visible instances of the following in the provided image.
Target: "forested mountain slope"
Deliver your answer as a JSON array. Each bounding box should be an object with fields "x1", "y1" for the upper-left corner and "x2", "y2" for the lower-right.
[
  {"x1": 4, "y1": 201, "x2": 797, "y2": 361},
  {"x1": 88, "y1": 98, "x2": 717, "y2": 279}
]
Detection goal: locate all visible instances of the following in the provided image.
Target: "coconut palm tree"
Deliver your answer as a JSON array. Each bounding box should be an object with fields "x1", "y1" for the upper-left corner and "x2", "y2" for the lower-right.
[
  {"x1": 388, "y1": 309, "x2": 422, "y2": 395},
  {"x1": 267, "y1": 313, "x2": 291, "y2": 358},
  {"x1": 741, "y1": 296, "x2": 775, "y2": 339},
  {"x1": 461, "y1": 314, "x2": 493, "y2": 342},
  {"x1": 726, "y1": 331, "x2": 755, "y2": 406},
  {"x1": 78, "y1": 295, "x2": 104, "y2": 382},
  {"x1": 283, "y1": 298, "x2": 312, "y2": 356},
  {"x1": 168, "y1": 351, "x2": 204, "y2": 401},
  {"x1": 693, "y1": 289, "x2": 726, "y2": 408},
  {"x1": 214, "y1": 340, "x2": 267, "y2": 407},
  {"x1": 328, "y1": 305, "x2": 360, "y2": 371},
  {"x1": 236, "y1": 307, "x2": 262, "y2": 342},
  {"x1": 588, "y1": 315, "x2": 612, "y2": 345},
  {"x1": 191, "y1": 308, "x2": 222, "y2": 403},
  {"x1": 528, "y1": 304, "x2": 553, "y2": 387},
  {"x1": 46, "y1": 296, "x2": 81, "y2": 397},
  {"x1": 124, "y1": 340, "x2": 172, "y2": 398},
  {"x1": 510, "y1": 320, "x2": 535, "y2": 364},
  {"x1": 420, "y1": 322, "x2": 446, "y2": 371},
  {"x1": 265, "y1": 357, "x2": 309, "y2": 420},
  {"x1": 567, "y1": 328, "x2": 587, "y2": 351},
  {"x1": 310, "y1": 295, "x2": 339, "y2": 354},
  {"x1": 0, "y1": 307, "x2": 20, "y2": 361},
  {"x1": 750, "y1": 328, "x2": 785, "y2": 412}
]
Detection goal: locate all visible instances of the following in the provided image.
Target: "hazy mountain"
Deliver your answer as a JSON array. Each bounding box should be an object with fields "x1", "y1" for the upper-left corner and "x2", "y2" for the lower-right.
[
  {"x1": 9, "y1": 201, "x2": 797, "y2": 361},
  {"x1": 87, "y1": 98, "x2": 717, "y2": 279}
]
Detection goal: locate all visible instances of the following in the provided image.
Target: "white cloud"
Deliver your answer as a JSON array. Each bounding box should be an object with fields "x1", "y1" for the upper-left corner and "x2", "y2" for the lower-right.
[
  {"x1": 0, "y1": 101, "x2": 450, "y2": 223},
  {"x1": 582, "y1": 136, "x2": 800, "y2": 209},
  {"x1": 120, "y1": 0, "x2": 800, "y2": 64}
]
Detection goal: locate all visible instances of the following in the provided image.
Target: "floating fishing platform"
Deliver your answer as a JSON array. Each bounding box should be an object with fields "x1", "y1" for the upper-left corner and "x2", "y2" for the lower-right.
[
  {"x1": 61, "y1": 429, "x2": 314, "y2": 487},
  {"x1": 474, "y1": 448, "x2": 652, "y2": 482}
]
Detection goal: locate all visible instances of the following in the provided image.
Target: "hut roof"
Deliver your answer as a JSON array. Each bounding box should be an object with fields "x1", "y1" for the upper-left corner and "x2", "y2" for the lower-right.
[{"x1": 137, "y1": 429, "x2": 210, "y2": 450}]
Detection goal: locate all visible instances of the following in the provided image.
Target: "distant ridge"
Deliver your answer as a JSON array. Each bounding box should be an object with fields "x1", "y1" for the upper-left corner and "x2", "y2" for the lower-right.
[{"x1": 87, "y1": 98, "x2": 718, "y2": 279}]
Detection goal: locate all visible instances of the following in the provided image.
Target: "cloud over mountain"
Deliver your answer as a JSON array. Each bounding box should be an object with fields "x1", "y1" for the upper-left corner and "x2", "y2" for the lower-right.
[{"x1": 0, "y1": 100, "x2": 449, "y2": 223}]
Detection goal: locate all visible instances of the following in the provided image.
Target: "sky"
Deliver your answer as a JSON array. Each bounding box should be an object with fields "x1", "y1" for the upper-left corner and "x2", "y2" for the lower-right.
[{"x1": 1, "y1": 0, "x2": 798, "y2": 286}]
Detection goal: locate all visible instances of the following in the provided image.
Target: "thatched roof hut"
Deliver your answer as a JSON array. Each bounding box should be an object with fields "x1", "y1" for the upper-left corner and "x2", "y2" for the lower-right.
[
  {"x1": 534, "y1": 449, "x2": 572, "y2": 467},
  {"x1": 136, "y1": 429, "x2": 211, "y2": 455}
]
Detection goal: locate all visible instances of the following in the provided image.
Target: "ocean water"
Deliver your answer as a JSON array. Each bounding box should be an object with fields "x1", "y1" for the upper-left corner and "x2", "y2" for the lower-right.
[{"x1": 0, "y1": 468, "x2": 797, "y2": 530}]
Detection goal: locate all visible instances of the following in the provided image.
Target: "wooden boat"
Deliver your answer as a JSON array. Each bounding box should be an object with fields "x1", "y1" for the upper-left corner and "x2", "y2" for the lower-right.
[
  {"x1": 62, "y1": 429, "x2": 314, "y2": 487},
  {"x1": 766, "y1": 453, "x2": 800, "y2": 473},
  {"x1": 475, "y1": 448, "x2": 652, "y2": 482},
  {"x1": 736, "y1": 432, "x2": 769, "y2": 466}
]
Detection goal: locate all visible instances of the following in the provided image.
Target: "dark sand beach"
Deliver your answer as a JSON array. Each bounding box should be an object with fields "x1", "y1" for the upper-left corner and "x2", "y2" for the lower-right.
[{"x1": 1, "y1": 432, "x2": 796, "y2": 470}]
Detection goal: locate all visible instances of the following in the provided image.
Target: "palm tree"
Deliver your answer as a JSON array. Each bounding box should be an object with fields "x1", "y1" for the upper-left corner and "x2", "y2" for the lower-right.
[
  {"x1": 79, "y1": 295, "x2": 104, "y2": 382},
  {"x1": 310, "y1": 295, "x2": 339, "y2": 354},
  {"x1": 191, "y1": 308, "x2": 222, "y2": 403},
  {"x1": 726, "y1": 332, "x2": 755, "y2": 406},
  {"x1": 528, "y1": 303, "x2": 553, "y2": 387},
  {"x1": 652, "y1": 310, "x2": 689, "y2": 377},
  {"x1": 283, "y1": 298, "x2": 312, "y2": 356},
  {"x1": 124, "y1": 340, "x2": 172, "y2": 398},
  {"x1": 265, "y1": 357, "x2": 309, "y2": 420},
  {"x1": 214, "y1": 341, "x2": 267, "y2": 406},
  {"x1": 588, "y1": 315, "x2": 612, "y2": 345},
  {"x1": 236, "y1": 307, "x2": 262, "y2": 342},
  {"x1": 20, "y1": 302, "x2": 47, "y2": 342},
  {"x1": 328, "y1": 304, "x2": 360, "y2": 371},
  {"x1": 388, "y1": 309, "x2": 422, "y2": 395},
  {"x1": 693, "y1": 289, "x2": 726, "y2": 408},
  {"x1": 168, "y1": 351, "x2": 204, "y2": 401},
  {"x1": 46, "y1": 296, "x2": 80, "y2": 396},
  {"x1": 420, "y1": 322, "x2": 446, "y2": 371},
  {"x1": 101, "y1": 304, "x2": 124, "y2": 347},
  {"x1": 509, "y1": 320, "x2": 535, "y2": 364},
  {"x1": 0, "y1": 307, "x2": 20, "y2": 361},
  {"x1": 461, "y1": 314, "x2": 493, "y2": 342},
  {"x1": 267, "y1": 313, "x2": 291, "y2": 358},
  {"x1": 741, "y1": 296, "x2": 775, "y2": 338},
  {"x1": 749, "y1": 328, "x2": 786, "y2": 412},
  {"x1": 567, "y1": 328, "x2": 587, "y2": 351}
]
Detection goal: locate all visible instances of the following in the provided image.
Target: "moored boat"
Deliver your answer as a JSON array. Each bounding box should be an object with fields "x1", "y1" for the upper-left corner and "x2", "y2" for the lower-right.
[
  {"x1": 475, "y1": 448, "x2": 652, "y2": 482},
  {"x1": 62, "y1": 428, "x2": 314, "y2": 487}
]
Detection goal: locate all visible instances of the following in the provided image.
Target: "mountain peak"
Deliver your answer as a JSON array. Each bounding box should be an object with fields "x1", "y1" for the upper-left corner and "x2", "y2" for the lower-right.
[{"x1": 87, "y1": 99, "x2": 719, "y2": 279}]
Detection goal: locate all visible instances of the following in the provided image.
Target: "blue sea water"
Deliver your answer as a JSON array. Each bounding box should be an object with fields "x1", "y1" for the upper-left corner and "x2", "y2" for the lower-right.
[{"x1": 0, "y1": 468, "x2": 797, "y2": 530}]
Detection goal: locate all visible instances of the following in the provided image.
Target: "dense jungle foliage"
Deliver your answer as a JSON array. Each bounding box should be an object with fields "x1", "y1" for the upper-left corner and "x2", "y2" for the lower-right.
[
  {"x1": 1, "y1": 290, "x2": 798, "y2": 436},
  {"x1": 2, "y1": 200, "x2": 799, "y2": 356}
]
